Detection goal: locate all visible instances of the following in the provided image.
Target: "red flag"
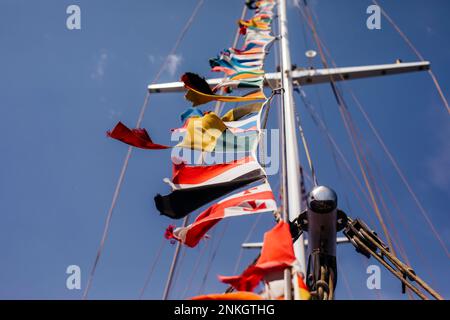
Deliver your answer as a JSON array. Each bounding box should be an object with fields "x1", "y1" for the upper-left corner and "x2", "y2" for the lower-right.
[
  {"x1": 107, "y1": 122, "x2": 169, "y2": 150},
  {"x1": 219, "y1": 221, "x2": 295, "y2": 292}
]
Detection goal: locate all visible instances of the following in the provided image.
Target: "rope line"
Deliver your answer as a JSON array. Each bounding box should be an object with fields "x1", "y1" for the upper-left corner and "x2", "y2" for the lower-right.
[
  {"x1": 181, "y1": 242, "x2": 210, "y2": 299},
  {"x1": 294, "y1": 102, "x2": 319, "y2": 186},
  {"x1": 82, "y1": 0, "x2": 205, "y2": 299},
  {"x1": 298, "y1": 1, "x2": 396, "y2": 255},
  {"x1": 350, "y1": 92, "x2": 449, "y2": 257},
  {"x1": 138, "y1": 238, "x2": 167, "y2": 299},
  {"x1": 214, "y1": 5, "x2": 248, "y2": 115},
  {"x1": 372, "y1": 0, "x2": 449, "y2": 114},
  {"x1": 296, "y1": 87, "x2": 376, "y2": 222},
  {"x1": 233, "y1": 214, "x2": 263, "y2": 274},
  {"x1": 298, "y1": 2, "x2": 448, "y2": 257},
  {"x1": 197, "y1": 221, "x2": 230, "y2": 294},
  {"x1": 170, "y1": 244, "x2": 188, "y2": 299},
  {"x1": 347, "y1": 89, "x2": 449, "y2": 257},
  {"x1": 299, "y1": 4, "x2": 445, "y2": 299},
  {"x1": 336, "y1": 261, "x2": 354, "y2": 300},
  {"x1": 373, "y1": 160, "x2": 438, "y2": 285},
  {"x1": 299, "y1": 1, "x2": 448, "y2": 267},
  {"x1": 296, "y1": 89, "x2": 372, "y2": 225}
]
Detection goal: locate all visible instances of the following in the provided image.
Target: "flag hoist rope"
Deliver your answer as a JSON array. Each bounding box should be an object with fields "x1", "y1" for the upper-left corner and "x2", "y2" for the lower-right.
[
  {"x1": 161, "y1": 3, "x2": 249, "y2": 300},
  {"x1": 214, "y1": 5, "x2": 248, "y2": 116},
  {"x1": 83, "y1": 0, "x2": 205, "y2": 300}
]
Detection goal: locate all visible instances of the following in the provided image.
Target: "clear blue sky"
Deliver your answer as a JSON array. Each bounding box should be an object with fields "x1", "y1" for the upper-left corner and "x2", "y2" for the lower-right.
[{"x1": 0, "y1": 0, "x2": 448, "y2": 299}]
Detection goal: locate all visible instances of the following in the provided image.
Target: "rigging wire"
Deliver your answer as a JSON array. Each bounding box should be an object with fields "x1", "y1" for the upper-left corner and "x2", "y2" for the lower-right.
[
  {"x1": 376, "y1": 169, "x2": 438, "y2": 286},
  {"x1": 372, "y1": 159, "x2": 438, "y2": 286},
  {"x1": 233, "y1": 215, "x2": 263, "y2": 274},
  {"x1": 82, "y1": 0, "x2": 206, "y2": 300},
  {"x1": 214, "y1": 5, "x2": 249, "y2": 115},
  {"x1": 197, "y1": 221, "x2": 230, "y2": 295},
  {"x1": 348, "y1": 91, "x2": 449, "y2": 257},
  {"x1": 180, "y1": 242, "x2": 210, "y2": 299},
  {"x1": 169, "y1": 243, "x2": 188, "y2": 299},
  {"x1": 296, "y1": 87, "x2": 378, "y2": 229},
  {"x1": 298, "y1": 3, "x2": 445, "y2": 298},
  {"x1": 372, "y1": 0, "x2": 450, "y2": 115},
  {"x1": 294, "y1": 98, "x2": 319, "y2": 186},
  {"x1": 296, "y1": 87, "x2": 375, "y2": 215},
  {"x1": 301, "y1": 82, "x2": 419, "y2": 300},
  {"x1": 296, "y1": 86, "x2": 412, "y2": 299},
  {"x1": 300, "y1": 94, "x2": 370, "y2": 201},
  {"x1": 138, "y1": 238, "x2": 167, "y2": 299},
  {"x1": 297, "y1": 1, "x2": 397, "y2": 255},
  {"x1": 298, "y1": 2, "x2": 436, "y2": 262},
  {"x1": 298, "y1": 2, "x2": 449, "y2": 258},
  {"x1": 369, "y1": 172, "x2": 415, "y2": 299}
]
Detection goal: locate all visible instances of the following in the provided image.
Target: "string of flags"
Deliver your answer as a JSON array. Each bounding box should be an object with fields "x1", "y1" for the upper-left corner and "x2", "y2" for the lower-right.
[
  {"x1": 164, "y1": 182, "x2": 277, "y2": 246},
  {"x1": 107, "y1": 0, "x2": 310, "y2": 299}
]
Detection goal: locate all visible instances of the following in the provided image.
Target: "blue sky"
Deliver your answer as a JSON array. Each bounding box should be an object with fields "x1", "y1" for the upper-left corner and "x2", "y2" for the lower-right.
[{"x1": 0, "y1": 0, "x2": 448, "y2": 300}]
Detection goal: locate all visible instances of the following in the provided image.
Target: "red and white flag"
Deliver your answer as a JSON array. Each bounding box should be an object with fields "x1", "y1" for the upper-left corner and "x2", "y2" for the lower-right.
[
  {"x1": 156, "y1": 156, "x2": 266, "y2": 219},
  {"x1": 165, "y1": 156, "x2": 263, "y2": 190},
  {"x1": 165, "y1": 182, "x2": 276, "y2": 247}
]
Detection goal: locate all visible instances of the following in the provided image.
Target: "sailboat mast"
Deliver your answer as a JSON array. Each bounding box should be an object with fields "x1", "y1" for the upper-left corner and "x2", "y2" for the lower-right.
[{"x1": 277, "y1": 0, "x2": 307, "y2": 275}]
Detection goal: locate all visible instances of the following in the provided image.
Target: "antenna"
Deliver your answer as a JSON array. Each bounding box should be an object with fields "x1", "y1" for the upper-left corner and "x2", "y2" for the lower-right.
[
  {"x1": 305, "y1": 49, "x2": 317, "y2": 68},
  {"x1": 305, "y1": 50, "x2": 317, "y2": 58}
]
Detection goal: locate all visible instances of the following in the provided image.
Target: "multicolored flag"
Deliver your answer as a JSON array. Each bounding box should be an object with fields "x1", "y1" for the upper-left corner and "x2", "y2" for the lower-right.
[
  {"x1": 180, "y1": 107, "x2": 204, "y2": 123},
  {"x1": 155, "y1": 159, "x2": 266, "y2": 219},
  {"x1": 165, "y1": 182, "x2": 276, "y2": 247},
  {"x1": 165, "y1": 156, "x2": 262, "y2": 190},
  {"x1": 182, "y1": 72, "x2": 266, "y2": 107},
  {"x1": 176, "y1": 112, "x2": 259, "y2": 153}
]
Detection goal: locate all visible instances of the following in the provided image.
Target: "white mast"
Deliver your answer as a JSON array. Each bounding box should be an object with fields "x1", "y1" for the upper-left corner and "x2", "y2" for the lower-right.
[
  {"x1": 277, "y1": 0, "x2": 306, "y2": 300},
  {"x1": 277, "y1": 0, "x2": 307, "y2": 274}
]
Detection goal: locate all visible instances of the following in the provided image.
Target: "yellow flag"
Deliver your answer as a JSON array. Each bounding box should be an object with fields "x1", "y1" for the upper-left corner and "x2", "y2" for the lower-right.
[
  {"x1": 185, "y1": 88, "x2": 266, "y2": 107},
  {"x1": 177, "y1": 113, "x2": 226, "y2": 152},
  {"x1": 176, "y1": 112, "x2": 258, "y2": 153}
]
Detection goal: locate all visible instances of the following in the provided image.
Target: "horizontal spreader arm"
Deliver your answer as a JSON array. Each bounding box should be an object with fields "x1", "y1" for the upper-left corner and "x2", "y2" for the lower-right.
[{"x1": 147, "y1": 61, "x2": 430, "y2": 93}]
